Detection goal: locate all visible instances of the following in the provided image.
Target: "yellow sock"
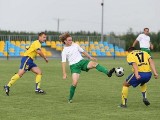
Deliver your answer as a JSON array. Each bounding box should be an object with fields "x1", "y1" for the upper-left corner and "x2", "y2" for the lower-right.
[
  {"x1": 7, "y1": 74, "x2": 20, "y2": 87},
  {"x1": 35, "y1": 74, "x2": 42, "y2": 89},
  {"x1": 140, "y1": 84, "x2": 147, "y2": 98},
  {"x1": 122, "y1": 86, "x2": 129, "y2": 105}
]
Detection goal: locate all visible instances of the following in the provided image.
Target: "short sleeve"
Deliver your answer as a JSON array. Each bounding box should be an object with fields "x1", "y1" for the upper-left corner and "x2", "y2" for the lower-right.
[
  {"x1": 75, "y1": 43, "x2": 84, "y2": 52},
  {"x1": 127, "y1": 53, "x2": 135, "y2": 65},
  {"x1": 34, "y1": 42, "x2": 41, "y2": 50},
  {"x1": 61, "y1": 51, "x2": 67, "y2": 62},
  {"x1": 144, "y1": 51, "x2": 151, "y2": 60},
  {"x1": 136, "y1": 34, "x2": 142, "y2": 41}
]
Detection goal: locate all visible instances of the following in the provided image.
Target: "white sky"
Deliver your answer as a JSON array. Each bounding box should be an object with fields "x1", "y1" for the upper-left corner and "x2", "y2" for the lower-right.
[{"x1": 0, "y1": 0, "x2": 159, "y2": 34}]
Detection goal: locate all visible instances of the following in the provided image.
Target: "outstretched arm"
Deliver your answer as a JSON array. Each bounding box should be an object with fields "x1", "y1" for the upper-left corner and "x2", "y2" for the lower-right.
[
  {"x1": 36, "y1": 49, "x2": 48, "y2": 63},
  {"x1": 82, "y1": 51, "x2": 97, "y2": 61},
  {"x1": 132, "y1": 40, "x2": 138, "y2": 47}
]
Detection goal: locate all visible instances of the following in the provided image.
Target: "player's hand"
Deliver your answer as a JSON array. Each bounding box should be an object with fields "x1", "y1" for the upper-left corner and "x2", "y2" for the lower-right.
[
  {"x1": 150, "y1": 44, "x2": 154, "y2": 50},
  {"x1": 89, "y1": 57, "x2": 97, "y2": 61},
  {"x1": 154, "y1": 73, "x2": 158, "y2": 79},
  {"x1": 44, "y1": 58, "x2": 48, "y2": 63},
  {"x1": 135, "y1": 74, "x2": 141, "y2": 80},
  {"x1": 63, "y1": 73, "x2": 67, "y2": 80}
]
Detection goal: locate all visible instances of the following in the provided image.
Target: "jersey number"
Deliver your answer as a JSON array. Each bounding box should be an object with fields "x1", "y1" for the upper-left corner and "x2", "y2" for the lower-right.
[{"x1": 135, "y1": 52, "x2": 144, "y2": 63}]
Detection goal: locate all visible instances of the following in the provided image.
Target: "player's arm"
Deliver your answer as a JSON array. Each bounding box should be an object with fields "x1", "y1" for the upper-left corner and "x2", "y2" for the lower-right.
[
  {"x1": 133, "y1": 34, "x2": 141, "y2": 47},
  {"x1": 82, "y1": 51, "x2": 97, "y2": 61},
  {"x1": 132, "y1": 62, "x2": 141, "y2": 80},
  {"x1": 76, "y1": 43, "x2": 97, "y2": 61},
  {"x1": 148, "y1": 58, "x2": 158, "y2": 79},
  {"x1": 36, "y1": 49, "x2": 48, "y2": 63},
  {"x1": 61, "y1": 51, "x2": 67, "y2": 79},
  {"x1": 62, "y1": 62, "x2": 67, "y2": 79},
  {"x1": 150, "y1": 42, "x2": 154, "y2": 50},
  {"x1": 132, "y1": 40, "x2": 138, "y2": 47},
  {"x1": 127, "y1": 54, "x2": 140, "y2": 79}
]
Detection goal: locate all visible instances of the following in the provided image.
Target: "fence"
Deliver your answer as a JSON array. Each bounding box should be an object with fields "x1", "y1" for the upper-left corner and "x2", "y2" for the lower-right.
[{"x1": 0, "y1": 35, "x2": 125, "y2": 47}]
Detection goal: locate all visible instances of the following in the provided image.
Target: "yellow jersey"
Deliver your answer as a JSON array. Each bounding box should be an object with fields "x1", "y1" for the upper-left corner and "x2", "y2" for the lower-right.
[
  {"x1": 23, "y1": 40, "x2": 41, "y2": 59},
  {"x1": 127, "y1": 50, "x2": 151, "y2": 72}
]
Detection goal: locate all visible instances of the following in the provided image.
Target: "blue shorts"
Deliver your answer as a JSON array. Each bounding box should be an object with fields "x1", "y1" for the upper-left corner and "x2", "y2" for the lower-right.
[
  {"x1": 19, "y1": 56, "x2": 37, "y2": 71},
  {"x1": 126, "y1": 72, "x2": 152, "y2": 87}
]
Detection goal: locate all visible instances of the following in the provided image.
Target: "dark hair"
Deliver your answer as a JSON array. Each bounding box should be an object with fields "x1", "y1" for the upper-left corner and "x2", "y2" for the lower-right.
[
  {"x1": 59, "y1": 33, "x2": 71, "y2": 44},
  {"x1": 144, "y1": 28, "x2": 149, "y2": 31},
  {"x1": 127, "y1": 47, "x2": 135, "y2": 52},
  {"x1": 38, "y1": 32, "x2": 46, "y2": 36}
]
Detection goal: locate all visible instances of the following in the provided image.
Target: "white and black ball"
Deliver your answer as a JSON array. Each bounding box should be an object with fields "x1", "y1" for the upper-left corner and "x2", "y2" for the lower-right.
[{"x1": 115, "y1": 67, "x2": 124, "y2": 77}]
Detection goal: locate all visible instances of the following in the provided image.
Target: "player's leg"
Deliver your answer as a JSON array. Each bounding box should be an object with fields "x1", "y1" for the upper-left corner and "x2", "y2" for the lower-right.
[
  {"x1": 140, "y1": 83, "x2": 150, "y2": 106},
  {"x1": 140, "y1": 83, "x2": 147, "y2": 99},
  {"x1": 7, "y1": 69, "x2": 25, "y2": 87},
  {"x1": 139, "y1": 72, "x2": 152, "y2": 106},
  {"x1": 120, "y1": 81, "x2": 130, "y2": 108},
  {"x1": 87, "y1": 61, "x2": 115, "y2": 77},
  {"x1": 68, "y1": 73, "x2": 79, "y2": 103},
  {"x1": 31, "y1": 67, "x2": 45, "y2": 94},
  {"x1": 4, "y1": 69, "x2": 25, "y2": 96},
  {"x1": 119, "y1": 73, "x2": 139, "y2": 108}
]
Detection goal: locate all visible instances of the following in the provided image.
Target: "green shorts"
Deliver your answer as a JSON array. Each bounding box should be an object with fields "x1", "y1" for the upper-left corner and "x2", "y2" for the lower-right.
[
  {"x1": 141, "y1": 48, "x2": 151, "y2": 56},
  {"x1": 70, "y1": 59, "x2": 90, "y2": 74}
]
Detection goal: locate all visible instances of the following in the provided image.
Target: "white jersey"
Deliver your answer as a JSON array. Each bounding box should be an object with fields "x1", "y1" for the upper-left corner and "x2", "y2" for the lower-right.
[
  {"x1": 136, "y1": 33, "x2": 150, "y2": 49},
  {"x1": 61, "y1": 43, "x2": 84, "y2": 65}
]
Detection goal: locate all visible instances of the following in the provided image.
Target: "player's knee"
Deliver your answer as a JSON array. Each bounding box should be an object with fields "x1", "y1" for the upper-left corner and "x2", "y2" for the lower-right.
[
  {"x1": 17, "y1": 73, "x2": 24, "y2": 78},
  {"x1": 92, "y1": 62, "x2": 98, "y2": 68},
  {"x1": 72, "y1": 79, "x2": 78, "y2": 86},
  {"x1": 18, "y1": 74, "x2": 23, "y2": 78},
  {"x1": 37, "y1": 72, "x2": 42, "y2": 75},
  {"x1": 72, "y1": 81, "x2": 78, "y2": 86},
  {"x1": 36, "y1": 69, "x2": 42, "y2": 74},
  {"x1": 123, "y1": 82, "x2": 130, "y2": 87}
]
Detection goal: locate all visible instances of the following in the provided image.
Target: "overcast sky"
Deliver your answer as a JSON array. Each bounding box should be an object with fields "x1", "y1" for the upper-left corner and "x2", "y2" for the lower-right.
[{"x1": 0, "y1": 0, "x2": 159, "y2": 34}]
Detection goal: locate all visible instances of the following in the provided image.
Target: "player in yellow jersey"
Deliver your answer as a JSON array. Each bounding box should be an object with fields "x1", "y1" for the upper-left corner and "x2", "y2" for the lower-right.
[
  {"x1": 119, "y1": 47, "x2": 158, "y2": 108},
  {"x1": 4, "y1": 32, "x2": 48, "y2": 96}
]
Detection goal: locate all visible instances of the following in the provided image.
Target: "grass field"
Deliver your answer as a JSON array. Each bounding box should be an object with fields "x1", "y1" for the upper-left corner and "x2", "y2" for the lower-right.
[{"x1": 0, "y1": 58, "x2": 160, "y2": 120}]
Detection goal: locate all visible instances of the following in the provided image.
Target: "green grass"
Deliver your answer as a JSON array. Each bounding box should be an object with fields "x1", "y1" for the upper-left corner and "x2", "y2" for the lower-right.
[{"x1": 0, "y1": 58, "x2": 160, "y2": 120}]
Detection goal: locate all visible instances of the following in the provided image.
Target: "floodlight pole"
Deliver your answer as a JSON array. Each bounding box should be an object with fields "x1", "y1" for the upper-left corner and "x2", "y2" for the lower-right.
[
  {"x1": 57, "y1": 18, "x2": 60, "y2": 33},
  {"x1": 101, "y1": 0, "x2": 104, "y2": 42},
  {"x1": 53, "y1": 18, "x2": 64, "y2": 33}
]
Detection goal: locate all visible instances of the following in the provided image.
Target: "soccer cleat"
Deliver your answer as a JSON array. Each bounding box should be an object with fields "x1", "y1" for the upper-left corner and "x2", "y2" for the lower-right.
[
  {"x1": 35, "y1": 88, "x2": 46, "y2": 94},
  {"x1": 68, "y1": 99, "x2": 73, "y2": 103},
  {"x1": 4, "y1": 85, "x2": 10, "y2": 96},
  {"x1": 143, "y1": 98, "x2": 150, "y2": 106},
  {"x1": 107, "y1": 68, "x2": 115, "y2": 77},
  {"x1": 118, "y1": 104, "x2": 127, "y2": 108}
]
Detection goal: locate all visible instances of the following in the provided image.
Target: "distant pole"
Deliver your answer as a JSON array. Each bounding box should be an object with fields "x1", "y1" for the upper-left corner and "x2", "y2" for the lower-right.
[
  {"x1": 57, "y1": 18, "x2": 60, "y2": 32},
  {"x1": 101, "y1": 0, "x2": 104, "y2": 42},
  {"x1": 53, "y1": 18, "x2": 64, "y2": 33}
]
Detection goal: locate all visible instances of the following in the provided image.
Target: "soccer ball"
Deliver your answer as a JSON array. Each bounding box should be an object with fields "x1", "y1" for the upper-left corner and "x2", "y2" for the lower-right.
[{"x1": 115, "y1": 67, "x2": 124, "y2": 77}]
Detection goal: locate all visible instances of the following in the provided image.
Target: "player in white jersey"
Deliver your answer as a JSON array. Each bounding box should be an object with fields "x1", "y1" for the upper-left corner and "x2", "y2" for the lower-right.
[
  {"x1": 60, "y1": 33, "x2": 115, "y2": 103},
  {"x1": 132, "y1": 28, "x2": 153, "y2": 55}
]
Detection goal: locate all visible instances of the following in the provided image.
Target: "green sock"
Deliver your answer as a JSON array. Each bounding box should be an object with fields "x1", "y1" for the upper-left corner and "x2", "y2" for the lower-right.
[
  {"x1": 69, "y1": 85, "x2": 76, "y2": 100},
  {"x1": 96, "y1": 64, "x2": 108, "y2": 74}
]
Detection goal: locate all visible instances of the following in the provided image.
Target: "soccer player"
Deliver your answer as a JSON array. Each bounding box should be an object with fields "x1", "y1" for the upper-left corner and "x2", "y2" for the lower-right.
[
  {"x1": 132, "y1": 28, "x2": 153, "y2": 55},
  {"x1": 4, "y1": 32, "x2": 48, "y2": 96},
  {"x1": 60, "y1": 33, "x2": 115, "y2": 103},
  {"x1": 119, "y1": 47, "x2": 158, "y2": 108}
]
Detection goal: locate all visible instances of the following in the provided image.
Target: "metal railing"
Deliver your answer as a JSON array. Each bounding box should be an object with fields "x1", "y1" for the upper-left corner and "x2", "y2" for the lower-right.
[{"x1": 0, "y1": 35, "x2": 126, "y2": 59}]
